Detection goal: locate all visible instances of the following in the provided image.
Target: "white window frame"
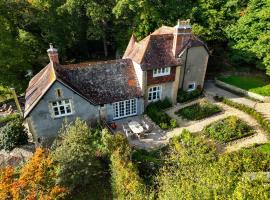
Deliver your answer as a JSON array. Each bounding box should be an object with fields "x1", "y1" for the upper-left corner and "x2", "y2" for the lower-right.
[
  {"x1": 153, "y1": 67, "x2": 171, "y2": 77},
  {"x1": 51, "y1": 99, "x2": 73, "y2": 118},
  {"x1": 187, "y1": 82, "x2": 196, "y2": 92},
  {"x1": 113, "y1": 99, "x2": 137, "y2": 120},
  {"x1": 148, "y1": 86, "x2": 162, "y2": 102}
]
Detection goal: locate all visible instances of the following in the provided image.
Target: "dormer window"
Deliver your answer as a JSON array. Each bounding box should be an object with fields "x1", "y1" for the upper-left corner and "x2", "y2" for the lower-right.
[{"x1": 153, "y1": 67, "x2": 171, "y2": 77}]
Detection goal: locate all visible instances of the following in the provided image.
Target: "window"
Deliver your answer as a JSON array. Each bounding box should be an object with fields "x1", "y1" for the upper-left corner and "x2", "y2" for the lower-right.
[
  {"x1": 187, "y1": 82, "x2": 196, "y2": 91},
  {"x1": 153, "y1": 67, "x2": 171, "y2": 77},
  {"x1": 55, "y1": 88, "x2": 63, "y2": 98},
  {"x1": 51, "y1": 99, "x2": 73, "y2": 118},
  {"x1": 148, "y1": 86, "x2": 161, "y2": 102},
  {"x1": 113, "y1": 99, "x2": 137, "y2": 119}
]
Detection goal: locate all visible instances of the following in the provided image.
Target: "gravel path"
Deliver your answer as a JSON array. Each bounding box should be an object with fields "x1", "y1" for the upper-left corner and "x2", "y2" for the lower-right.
[
  {"x1": 165, "y1": 96, "x2": 269, "y2": 153},
  {"x1": 205, "y1": 81, "x2": 270, "y2": 122}
]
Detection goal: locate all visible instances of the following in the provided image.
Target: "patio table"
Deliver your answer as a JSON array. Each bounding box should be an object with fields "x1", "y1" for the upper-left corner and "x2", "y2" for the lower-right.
[{"x1": 128, "y1": 121, "x2": 144, "y2": 134}]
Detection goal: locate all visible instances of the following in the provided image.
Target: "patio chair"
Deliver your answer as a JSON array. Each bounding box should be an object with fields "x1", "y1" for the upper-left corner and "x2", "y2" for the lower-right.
[{"x1": 142, "y1": 121, "x2": 152, "y2": 133}]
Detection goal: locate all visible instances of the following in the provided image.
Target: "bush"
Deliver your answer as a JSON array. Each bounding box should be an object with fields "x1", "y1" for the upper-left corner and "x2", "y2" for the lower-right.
[
  {"x1": 204, "y1": 116, "x2": 255, "y2": 143},
  {"x1": 51, "y1": 119, "x2": 105, "y2": 191},
  {"x1": 222, "y1": 98, "x2": 270, "y2": 135},
  {"x1": 145, "y1": 101, "x2": 177, "y2": 130},
  {"x1": 175, "y1": 101, "x2": 221, "y2": 120},
  {"x1": 177, "y1": 89, "x2": 202, "y2": 103},
  {"x1": 154, "y1": 97, "x2": 172, "y2": 110},
  {"x1": 110, "y1": 134, "x2": 151, "y2": 199},
  {"x1": 0, "y1": 118, "x2": 28, "y2": 151}
]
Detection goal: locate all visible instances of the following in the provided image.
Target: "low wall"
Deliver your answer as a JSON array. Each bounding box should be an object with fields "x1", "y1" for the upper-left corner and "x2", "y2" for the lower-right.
[{"x1": 215, "y1": 79, "x2": 270, "y2": 102}]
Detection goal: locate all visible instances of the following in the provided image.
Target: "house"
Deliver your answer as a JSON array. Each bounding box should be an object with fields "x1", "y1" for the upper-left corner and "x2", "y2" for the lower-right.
[{"x1": 24, "y1": 19, "x2": 209, "y2": 145}]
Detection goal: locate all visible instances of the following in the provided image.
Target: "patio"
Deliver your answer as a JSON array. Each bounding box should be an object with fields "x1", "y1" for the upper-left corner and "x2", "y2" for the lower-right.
[{"x1": 111, "y1": 115, "x2": 168, "y2": 150}]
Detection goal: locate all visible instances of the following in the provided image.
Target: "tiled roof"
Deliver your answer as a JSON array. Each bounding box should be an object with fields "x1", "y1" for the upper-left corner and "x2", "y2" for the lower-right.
[
  {"x1": 123, "y1": 26, "x2": 208, "y2": 70},
  {"x1": 24, "y1": 63, "x2": 56, "y2": 117},
  {"x1": 24, "y1": 59, "x2": 142, "y2": 117},
  {"x1": 54, "y1": 59, "x2": 142, "y2": 105}
]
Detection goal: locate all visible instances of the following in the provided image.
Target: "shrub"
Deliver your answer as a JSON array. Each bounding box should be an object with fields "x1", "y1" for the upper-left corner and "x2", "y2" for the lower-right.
[
  {"x1": 145, "y1": 101, "x2": 177, "y2": 130},
  {"x1": 221, "y1": 98, "x2": 270, "y2": 135},
  {"x1": 177, "y1": 89, "x2": 202, "y2": 103},
  {"x1": 51, "y1": 119, "x2": 105, "y2": 190},
  {"x1": 110, "y1": 134, "x2": 151, "y2": 199},
  {"x1": 175, "y1": 101, "x2": 221, "y2": 120},
  {"x1": 154, "y1": 97, "x2": 172, "y2": 109},
  {"x1": 204, "y1": 116, "x2": 255, "y2": 143},
  {"x1": 0, "y1": 118, "x2": 28, "y2": 151}
]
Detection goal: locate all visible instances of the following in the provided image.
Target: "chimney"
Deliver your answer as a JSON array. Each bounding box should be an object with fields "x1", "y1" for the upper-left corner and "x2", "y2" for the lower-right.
[
  {"x1": 47, "y1": 43, "x2": 59, "y2": 65},
  {"x1": 172, "y1": 19, "x2": 192, "y2": 57}
]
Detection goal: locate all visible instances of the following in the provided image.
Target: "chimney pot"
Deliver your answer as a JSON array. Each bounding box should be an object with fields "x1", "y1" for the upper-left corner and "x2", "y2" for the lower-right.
[{"x1": 47, "y1": 43, "x2": 59, "y2": 65}]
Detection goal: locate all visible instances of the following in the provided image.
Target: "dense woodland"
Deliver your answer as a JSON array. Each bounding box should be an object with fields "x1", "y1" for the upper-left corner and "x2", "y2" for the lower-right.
[{"x1": 0, "y1": 0, "x2": 270, "y2": 93}]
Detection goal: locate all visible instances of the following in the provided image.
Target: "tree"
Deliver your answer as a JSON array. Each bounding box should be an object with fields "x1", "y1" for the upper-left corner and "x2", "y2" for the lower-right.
[
  {"x1": 226, "y1": 0, "x2": 270, "y2": 74},
  {"x1": 0, "y1": 148, "x2": 68, "y2": 200},
  {"x1": 51, "y1": 118, "x2": 104, "y2": 190}
]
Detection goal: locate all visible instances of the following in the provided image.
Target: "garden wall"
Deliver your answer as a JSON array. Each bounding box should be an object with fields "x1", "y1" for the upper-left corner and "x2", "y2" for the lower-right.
[{"x1": 215, "y1": 79, "x2": 270, "y2": 102}]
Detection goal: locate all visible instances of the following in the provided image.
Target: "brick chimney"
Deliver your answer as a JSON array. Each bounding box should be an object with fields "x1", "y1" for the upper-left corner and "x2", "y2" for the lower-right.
[
  {"x1": 47, "y1": 43, "x2": 59, "y2": 65},
  {"x1": 172, "y1": 19, "x2": 192, "y2": 57}
]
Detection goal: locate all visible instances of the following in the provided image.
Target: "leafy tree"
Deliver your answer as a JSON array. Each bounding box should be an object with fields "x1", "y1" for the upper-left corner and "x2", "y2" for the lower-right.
[
  {"x1": 51, "y1": 118, "x2": 105, "y2": 190},
  {"x1": 226, "y1": 0, "x2": 270, "y2": 74},
  {"x1": 0, "y1": 148, "x2": 68, "y2": 200}
]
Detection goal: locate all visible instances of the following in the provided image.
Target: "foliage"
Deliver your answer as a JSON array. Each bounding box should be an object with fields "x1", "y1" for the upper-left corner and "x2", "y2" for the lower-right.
[
  {"x1": 0, "y1": 113, "x2": 20, "y2": 125},
  {"x1": 110, "y1": 133, "x2": 151, "y2": 200},
  {"x1": 226, "y1": 0, "x2": 270, "y2": 74},
  {"x1": 177, "y1": 89, "x2": 202, "y2": 103},
  {"x1": 157, "y1": 129, "x2": 270, "y2": 199},
  {"x1": 232, "y1": 173, "x2": 270, "y2": 199},
  {"x1": 0, "y1": 148, "x2": 68, "y2": 200},
  {"x1": 132, "y1": 148, "x2": 166, "y2": 186},
  {"x1": 175, "y1": 100, "x2": 221, "y2": 120},
  {"x1": 218, "y1": 75, "x2": 270, "y2": 96},
  {"x1": 51, "y1": 118, "x2": 105, "y2": 191},
  {"x1": 222, "y1": 98, "x2": 270, "y2": 135},
  {"x1": 145, "y1": 100, "x2": 177, "y2": 130},
  {"x1": 204, "y1": 116, "x2": 254, "y2": 143},
  {"x1": 0, "y1": 117, "x2": 28, "y2": 151}
]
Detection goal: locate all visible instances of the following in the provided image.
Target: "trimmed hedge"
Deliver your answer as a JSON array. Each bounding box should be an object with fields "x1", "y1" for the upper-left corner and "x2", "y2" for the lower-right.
[
  {"x1": 0, "y1": 118, "x2": 28, "y2": 151},
  {"x1": 175, "y1": 101, "x2": 221, "y2": 120},
  {"x1": 177, "y1": 89, "x2": 202, "y2": 103},
  {"x1": 0, "y1": 113, "x2": 20, "y2": 126},
  {"x1": 204, "y1": 116, "x2": 255, "y2": 143},
  {"x1": 220, "y1": 98, "x2": 270, "y2": 135},
  {"x1": 145, "y1": 99, "x2": 177, "y2": 130}
]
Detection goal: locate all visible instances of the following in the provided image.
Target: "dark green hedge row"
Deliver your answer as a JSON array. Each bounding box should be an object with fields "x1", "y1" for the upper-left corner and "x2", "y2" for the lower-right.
[{"x1": 221, "y1": 98, "x2": 270, "y2": 135}]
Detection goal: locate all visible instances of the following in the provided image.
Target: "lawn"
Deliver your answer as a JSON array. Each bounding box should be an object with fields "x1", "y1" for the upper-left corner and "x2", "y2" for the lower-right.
[
  {"x1": 218, "y1": 75, "x2": 270, "y2": 96},
  {"x1": 203, "y1": 116, "x2": 255, "y2": 143},
  {"x1": 175, "y1": 101, "x2": 221, "y2": 120}
]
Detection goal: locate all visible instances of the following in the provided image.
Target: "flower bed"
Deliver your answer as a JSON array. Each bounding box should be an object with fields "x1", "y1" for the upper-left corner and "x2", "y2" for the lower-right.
[
  {"x1": 175, "y1": 101, "x2": 221, "y2": 120},
  {"x1": 145, "y1": 98, "x2": 177, "y2": 130},
  {"x1": 203, "y1": 116, "x2": 255, "y2": 143}
]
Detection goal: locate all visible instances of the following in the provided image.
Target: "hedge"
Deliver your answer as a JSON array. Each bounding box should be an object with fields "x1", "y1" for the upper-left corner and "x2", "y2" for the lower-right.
[{"x1": 220, "y1": 97, "x2": 270, "y2": 135}]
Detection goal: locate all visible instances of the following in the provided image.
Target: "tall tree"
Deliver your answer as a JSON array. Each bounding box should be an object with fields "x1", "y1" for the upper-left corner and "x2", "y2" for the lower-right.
[{"x1": 226, "y1": 0, "x2": 270, "y2": 74}]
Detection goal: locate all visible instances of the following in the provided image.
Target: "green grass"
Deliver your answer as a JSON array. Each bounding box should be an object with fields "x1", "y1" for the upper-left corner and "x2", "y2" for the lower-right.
[
  {"x1": 175, "y1": 101, "x2": 221, "y2": 120},
  {"x1": 254, "y1": 143, "x2": 270, "y2": 153},
  {"x1": 0, "y1": 86, "x2": 12, "y2": 103},
  {"x1": 218, "y1": 75, "x2": 270, "y2": 96}
]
